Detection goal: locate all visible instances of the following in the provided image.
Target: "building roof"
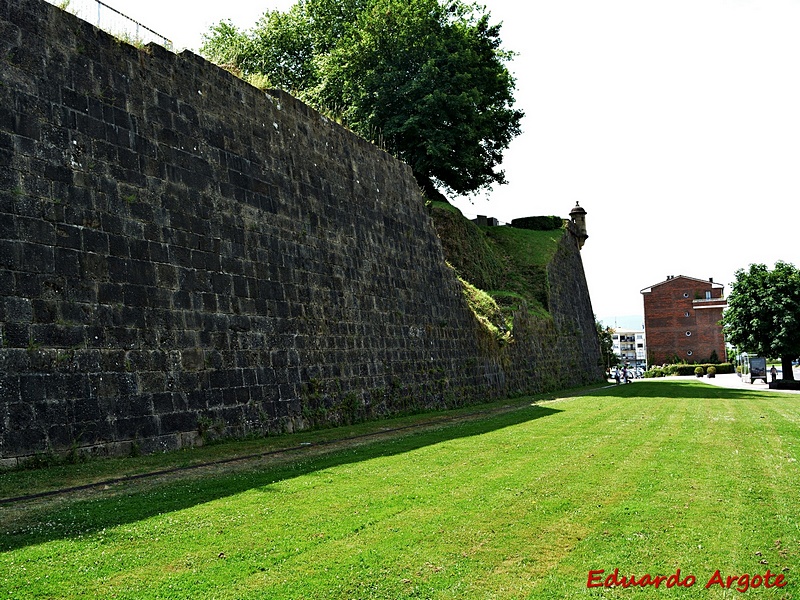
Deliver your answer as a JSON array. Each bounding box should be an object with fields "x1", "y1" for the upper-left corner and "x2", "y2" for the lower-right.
[
  {"x1": 569, "y1": 202, "x2": 586, "y2": 217},
  {"x1": 640, "y1": 274, "x2": 724, "y2": 294},
  {"x1": 611, "y1": 327, "x2": 644, "y2": 334}
]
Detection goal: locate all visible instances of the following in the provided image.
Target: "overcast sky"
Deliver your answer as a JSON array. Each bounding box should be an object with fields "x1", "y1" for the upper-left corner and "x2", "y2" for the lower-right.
[{"x1": 54, "y1": 0, "x2": 800, "y2": 329}]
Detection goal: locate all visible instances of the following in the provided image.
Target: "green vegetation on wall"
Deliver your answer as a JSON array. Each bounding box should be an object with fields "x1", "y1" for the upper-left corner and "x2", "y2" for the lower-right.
[
  {"x1": 427, "y1": 202, "x2": 505, "y2": 292},
  {"x1": 428, "y1": 201, "x2": 563, "y2": 327},
  {"x1": 458, "y1": 277, "x2": 510, "y2": 343}
]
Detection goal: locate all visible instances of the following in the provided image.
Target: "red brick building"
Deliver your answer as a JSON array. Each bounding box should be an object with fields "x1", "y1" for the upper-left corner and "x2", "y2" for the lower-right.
[{"x1": 641, "y1": 275, "x2": 727, "y2": 365}]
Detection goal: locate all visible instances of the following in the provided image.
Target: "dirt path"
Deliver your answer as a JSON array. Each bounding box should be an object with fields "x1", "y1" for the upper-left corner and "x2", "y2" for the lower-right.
[{"x1": 0, "y1": 393, "x2": 574, "y2": 517}]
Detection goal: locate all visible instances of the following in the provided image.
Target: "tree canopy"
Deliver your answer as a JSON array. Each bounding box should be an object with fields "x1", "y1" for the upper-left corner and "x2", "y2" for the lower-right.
[
  {"x1": 722, "y1": 261, "x2": 800, "y2": 380},
  {"x1": 201, "y1": 0, "x2": 523, "y2": 199},
  {"x1": 596, "y1": 320, "x2": 618, "y2": 370}
]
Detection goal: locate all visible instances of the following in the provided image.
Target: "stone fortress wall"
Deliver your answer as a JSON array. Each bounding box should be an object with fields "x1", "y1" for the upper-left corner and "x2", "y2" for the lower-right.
[{"x1": 0, "y1": 0, "x2": 603, "y2": 463}]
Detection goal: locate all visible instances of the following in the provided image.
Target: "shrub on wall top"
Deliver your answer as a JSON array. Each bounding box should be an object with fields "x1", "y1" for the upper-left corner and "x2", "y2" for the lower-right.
[{"x1": 510, "y1": 216, "x2": 564, "y2": 231}]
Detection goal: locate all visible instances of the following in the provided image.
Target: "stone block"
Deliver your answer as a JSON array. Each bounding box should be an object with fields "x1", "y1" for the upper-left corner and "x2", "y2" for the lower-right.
[
  {"x1": 47, "y1": 424, "x2": 75, "y2": 449},
  {"x1": 0, "y1": 239, "x2": 21, "y2": 270},
  {"x1": 4, "y1": 296, "x2": 32, "y2": 323},
  {"x1": 181, "y1": 348, "x2": 204, "y2": 371},
  {"x1": 0, "y1": 375, "x2": 21, "y2": 401},
  {"x1": 151, "y1": 391, "x2": 176, "y2": 414},
  {"x1": 53, "y1": 247, "x2": 80, "y2": 278},
  {"x1": 160, "y1": 411, "x2": 197, "y2": 434},
  {"x1": 81, "y1": 229, "x2": 109, "y2": 254},
  {"x1": 114, "y1": 415, "x2": 159, "y2": 440}
]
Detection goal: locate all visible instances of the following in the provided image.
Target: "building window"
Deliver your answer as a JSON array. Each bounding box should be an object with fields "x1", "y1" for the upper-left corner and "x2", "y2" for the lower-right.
[
  {"x1": 686, "y1": 331, "x2": 692, "y2": 336},
  {"x1": 687, "y1": 350, "x2": 693, "y2": 356},
  {"x1": 685, "y1": 311, "x2": 690, "y2": 317},
  {"x1": 705, "y1": 291, "x2": 711, "y2": 299},
  {"x1": 683, "y1": 292, "x2": 689, "y2": 298}
]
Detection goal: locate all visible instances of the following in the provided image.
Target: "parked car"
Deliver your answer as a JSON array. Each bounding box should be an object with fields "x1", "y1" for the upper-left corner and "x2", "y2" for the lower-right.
[{"x1": 608, "y1": 367, "x2": 642, "y2": 381}]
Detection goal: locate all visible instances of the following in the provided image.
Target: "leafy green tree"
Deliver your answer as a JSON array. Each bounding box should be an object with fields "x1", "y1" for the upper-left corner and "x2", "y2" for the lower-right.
[
  {"x1": 201, "y1": 0, "x2": 523, "y2": 199},
  {"x1": 596, "y1": 320, "x2": 618, "y2": 370},
  {"x1": 722, "y1": 261, "x2": 800, "y2": 380}
]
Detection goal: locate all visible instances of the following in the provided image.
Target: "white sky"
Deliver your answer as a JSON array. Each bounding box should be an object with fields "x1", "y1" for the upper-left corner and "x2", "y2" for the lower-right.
[{"x1": 56, "y1": 0, "x2": 800, "y2": 329}]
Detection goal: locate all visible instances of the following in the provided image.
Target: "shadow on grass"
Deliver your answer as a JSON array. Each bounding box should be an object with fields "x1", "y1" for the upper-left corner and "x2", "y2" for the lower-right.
[
  {"x1": 592, "y1": 379, "x2": 775, "y2": 400},
  {"x1": 0, "y1": 402, "x2": 560, "y2": 552}
]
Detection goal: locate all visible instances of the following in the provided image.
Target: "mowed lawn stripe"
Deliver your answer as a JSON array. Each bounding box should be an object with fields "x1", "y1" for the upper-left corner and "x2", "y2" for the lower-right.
[
  {"x1": 190, "y1": 393, "x2": 674, "y2": 599},
  {"x1": 539, "y1": 385, "x2": 800, "y2": 599},
  {"x1": 1, "y1": 381, "x2": 798, "y2": 599}
]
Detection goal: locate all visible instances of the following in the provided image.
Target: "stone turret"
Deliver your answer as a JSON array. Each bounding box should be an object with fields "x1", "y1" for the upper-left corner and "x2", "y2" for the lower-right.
[{"x1": 569, "y1": 202, "x2": 588, "y2": 249}]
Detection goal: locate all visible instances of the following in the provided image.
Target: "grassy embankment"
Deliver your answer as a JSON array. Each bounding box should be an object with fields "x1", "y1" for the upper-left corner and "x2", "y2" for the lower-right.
[
  {"x1": 2, "y1": 380, "x2": 798, "y2": 599},
  {"x1": 427, "y1": 201, "x2": 564, "y2": 338}
]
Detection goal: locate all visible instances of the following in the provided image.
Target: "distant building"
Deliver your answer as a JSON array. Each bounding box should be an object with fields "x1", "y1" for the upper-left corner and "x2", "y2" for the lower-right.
[
  {"x1": 640, "y1": 275, "x2": 727, "y2": 365},
  {"x1": 472, "y1": 215, "x2": 500, "y2": 227},
  {"x1": 612, "y1": 328, "x2": 646, "y2": 368}
]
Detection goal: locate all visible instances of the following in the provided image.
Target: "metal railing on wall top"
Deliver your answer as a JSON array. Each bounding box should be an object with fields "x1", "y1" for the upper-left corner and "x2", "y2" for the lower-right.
[{"x1": 45, "y1": 0, "x2": 173, "y2": 50}]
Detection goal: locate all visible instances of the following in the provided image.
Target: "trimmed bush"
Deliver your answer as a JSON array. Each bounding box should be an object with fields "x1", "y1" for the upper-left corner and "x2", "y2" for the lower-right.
[
  {"x1": 695, "y1": 366, "x2": 705, "y2": 376},
  {"x1": 658, "y1": 363, "x2": 734, "y2": 376},
  {"x1": 644, "y1": 367, "x2": 665, "y2": 378},
  {"x1": 510, "y1": 216, "x2": 564, "y2": 231},
  {"x1": 669, "y1": 364, "x2": 698, "y2": 376}
]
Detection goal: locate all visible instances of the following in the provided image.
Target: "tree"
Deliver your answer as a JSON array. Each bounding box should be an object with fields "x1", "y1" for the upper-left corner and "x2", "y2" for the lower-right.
[
  {"x1": 596, "y1": 319, "x2": 618, "y2": 370},
  {"x1": 201, "y1": 0, "x2": 523, "y2": 199},
  {"x1": 722, "y1": 261, "x2": 800, "y2": 380}
]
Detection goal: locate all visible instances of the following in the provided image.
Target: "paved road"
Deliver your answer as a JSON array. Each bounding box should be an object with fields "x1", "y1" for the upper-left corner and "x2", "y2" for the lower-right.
[
  {"x1": 680, "y1": 372, "x2": 800, "y2": 394},
  {"x1": 609, "y1": 371, "x2": 800, "y2": 393}
]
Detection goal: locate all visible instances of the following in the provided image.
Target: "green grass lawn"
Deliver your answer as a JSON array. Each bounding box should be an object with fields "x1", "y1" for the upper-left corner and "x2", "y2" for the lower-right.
[{"x1": 1, "y1": 380, "x2": 799, "y2": 599}]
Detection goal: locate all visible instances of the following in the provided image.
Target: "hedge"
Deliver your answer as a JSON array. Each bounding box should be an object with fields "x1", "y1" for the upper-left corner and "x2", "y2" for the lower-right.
[
  {"x1": 644, "y1": 363, "x2": 735, "y2": 377},
  {"x1": 510, "y1": 216, "x2": 564, "y2": 231}
]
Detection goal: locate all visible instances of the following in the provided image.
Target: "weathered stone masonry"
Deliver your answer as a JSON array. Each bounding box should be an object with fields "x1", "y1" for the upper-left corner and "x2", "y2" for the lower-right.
[{"x1": 0, "y1": 0, "x2": 603, "y2": 463}]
